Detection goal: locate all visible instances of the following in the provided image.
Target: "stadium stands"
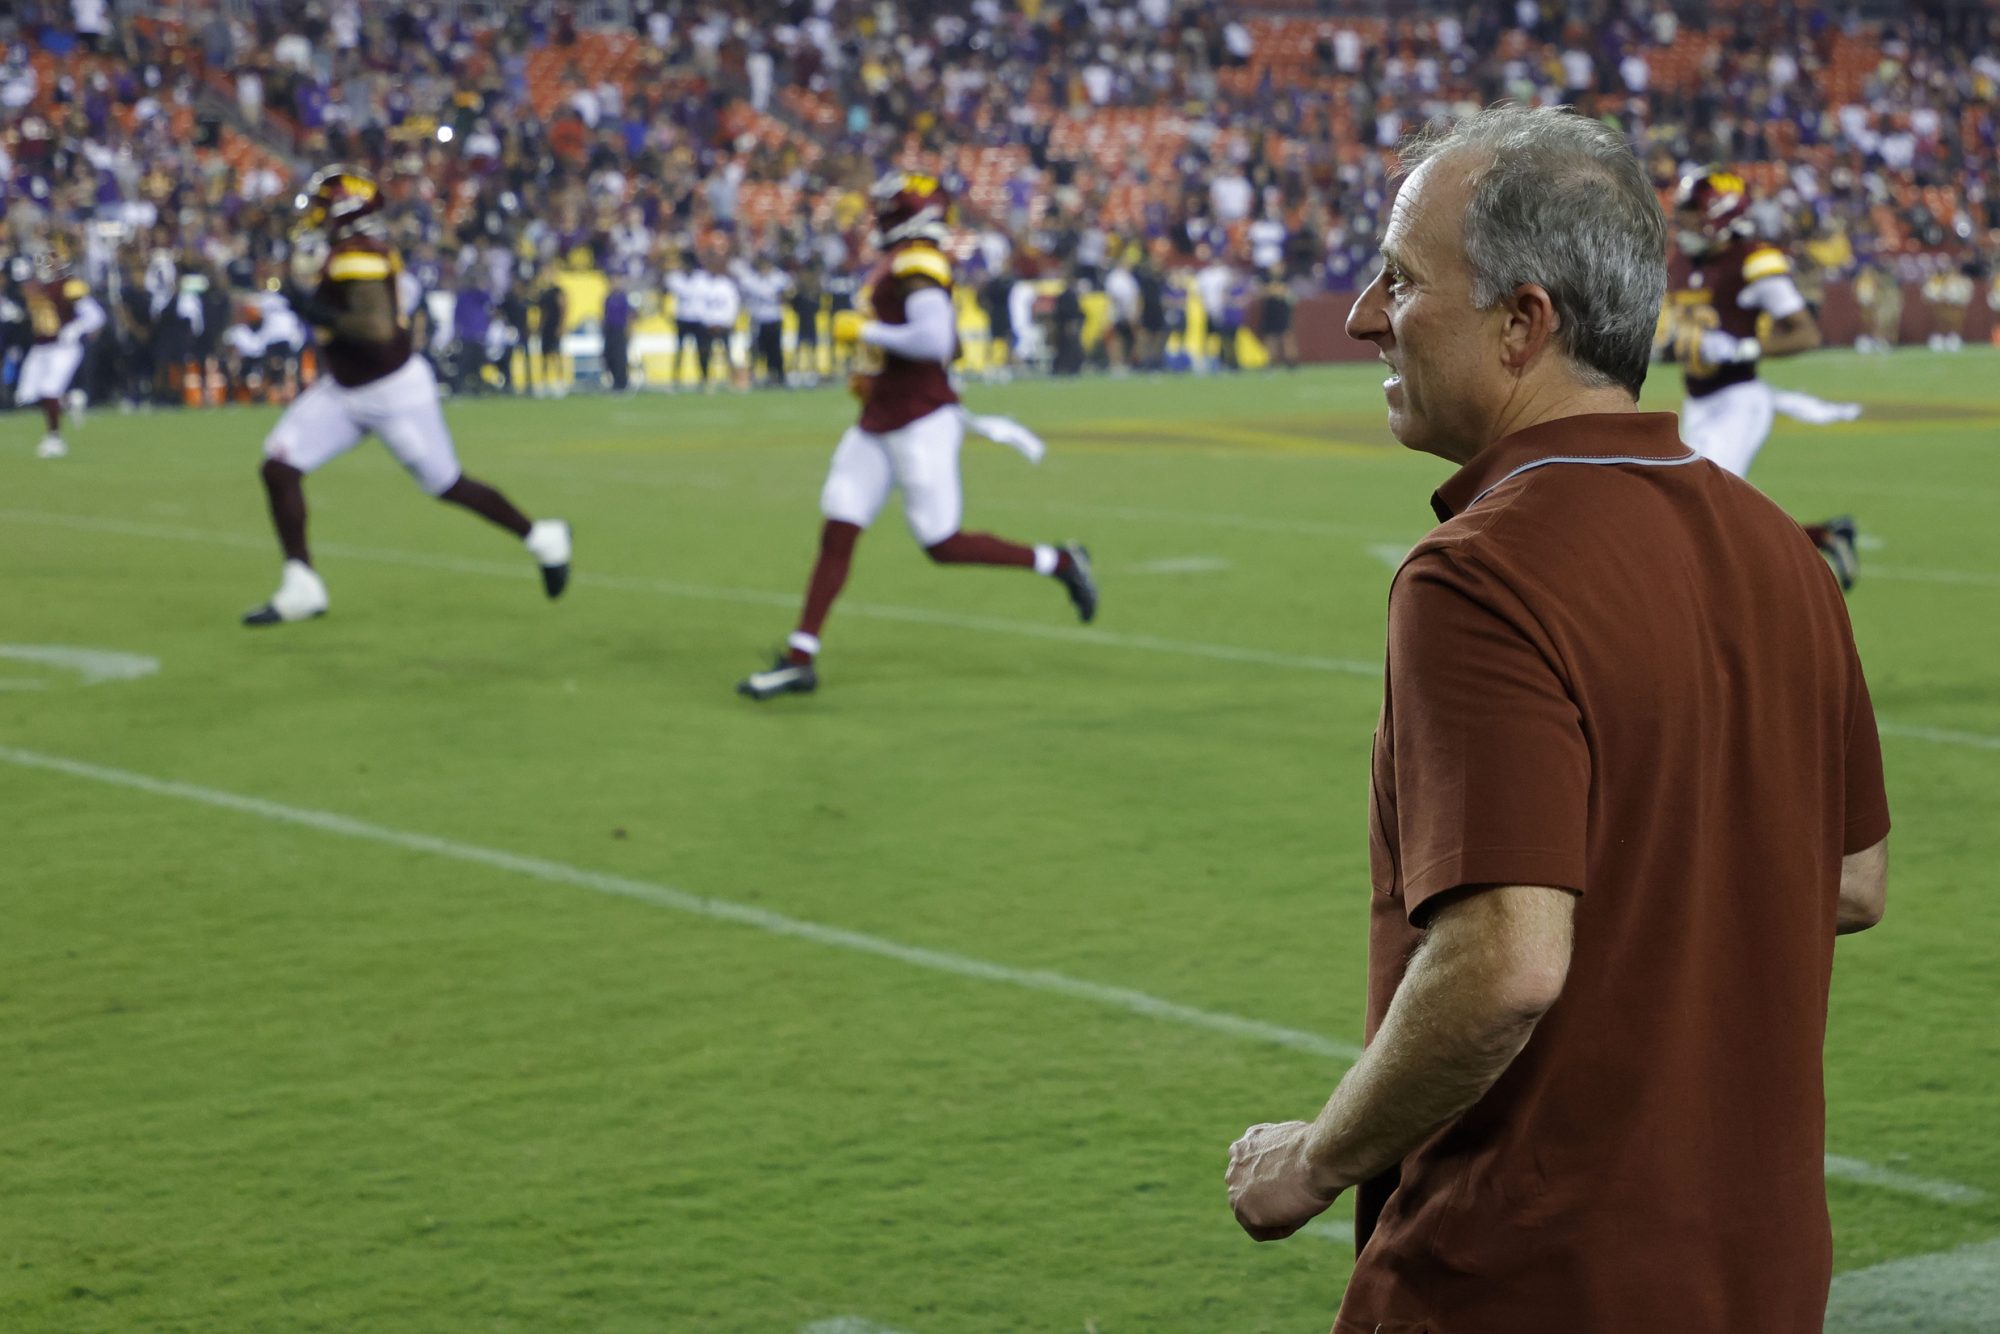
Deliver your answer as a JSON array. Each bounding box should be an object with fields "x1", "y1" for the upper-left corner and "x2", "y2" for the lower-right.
[{"x1": 3, "y1": 0, "x2": 1995, "y2": 405}]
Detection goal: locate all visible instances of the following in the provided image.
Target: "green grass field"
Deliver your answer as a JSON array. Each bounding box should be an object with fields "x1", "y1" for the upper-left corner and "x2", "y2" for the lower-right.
[{"x1": 4, "y1": 352, "x2": 1998, "y2": 1332}]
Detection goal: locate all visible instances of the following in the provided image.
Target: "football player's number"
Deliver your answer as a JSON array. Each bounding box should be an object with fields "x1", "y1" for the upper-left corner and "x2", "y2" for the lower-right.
[{"x1": 1675, "y1": 303, "x2": 1720, "y2": 377}]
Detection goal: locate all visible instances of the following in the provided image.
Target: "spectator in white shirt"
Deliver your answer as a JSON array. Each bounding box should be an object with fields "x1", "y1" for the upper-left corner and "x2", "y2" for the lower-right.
[
  {"x1": 1210, "y1": 170, "x2": 1253, "y2": 223},
  {"x1": 699, "y1": 264, "x2": 741, "y2": 390}
]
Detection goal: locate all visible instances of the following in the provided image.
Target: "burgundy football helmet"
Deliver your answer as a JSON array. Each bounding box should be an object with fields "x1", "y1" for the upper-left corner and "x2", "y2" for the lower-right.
[
  {"x1": 1674, "y1": 168, "x2": 1753, "y2": 258},
  {"x1": 870, "y1": 170, "x2": 950, "y2": 247},
  {"x1": 294, "y1": 165, "x2": 384, "y2": 239}
]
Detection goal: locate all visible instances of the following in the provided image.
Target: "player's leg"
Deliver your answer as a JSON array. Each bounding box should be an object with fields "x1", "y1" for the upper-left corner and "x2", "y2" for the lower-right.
[
  {"x1": 1768, "y1": 387, "x2": 1861, "y2": 425},
  {"x1": 693, "y1": 326, "x2": 714, "y2": 389},
  {"x1": 245, "y1": 377, "x2": 363, "y2": 624},
  {"x1": 1682, "y1": 381, "x2": 1773, "y2": 479},
  {"x1": 364, "y1": 358, "x2": 573, "y2": 598},
  {"x1": 738, "y1": 429, "x2": 892, "y2": 700},
  {"x1": 21, "y1": 344, "x2": 82, "y2": 457},
  {"x1": 894, "y1": 408, "x2": 1098, "y2": 623}
]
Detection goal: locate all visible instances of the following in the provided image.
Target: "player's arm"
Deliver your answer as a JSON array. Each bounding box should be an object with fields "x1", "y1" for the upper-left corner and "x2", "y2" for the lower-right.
[
  {"x1": 1838, "y1": 837, "x2": 1887, "y2": 935},
  {"x1": 288, "y1": 248, "x2": 399, "y2": 343},
  {"x1": 1760, "y1": 307, "x2": 1821, "y2": 357},
  {"x1": 1728, "y1": 249, "x2": 1819, "y2": 361},
  {"x1": 858, "y1": 281, "x2": 955, "y2": 362},
  {"x1": 60, "y1": 287, "x2": 106, "y2": 342}
]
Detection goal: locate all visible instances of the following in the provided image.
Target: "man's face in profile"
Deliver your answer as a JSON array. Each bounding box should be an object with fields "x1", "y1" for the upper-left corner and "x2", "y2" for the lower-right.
[{"x1": 1345, "y1": 157, "x2": 1502, "y2": 463}]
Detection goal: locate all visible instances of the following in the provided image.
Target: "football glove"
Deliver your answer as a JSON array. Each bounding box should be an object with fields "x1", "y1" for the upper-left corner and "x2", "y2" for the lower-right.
[{"x1": 831, "y1": 309, "x2": 866, "y2": 344}]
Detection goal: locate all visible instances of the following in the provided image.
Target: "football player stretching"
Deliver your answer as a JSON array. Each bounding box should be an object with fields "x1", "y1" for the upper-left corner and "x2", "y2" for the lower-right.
[
  {"x1": 1672, "y1": 168, "x2": 1859, "y2": 590},
  {"x1": 244, "y1": 167, "x2": 571, "y2": 625},
  {"x1": 738, "y1": 171, "x2": 1096, "y2": 700}
]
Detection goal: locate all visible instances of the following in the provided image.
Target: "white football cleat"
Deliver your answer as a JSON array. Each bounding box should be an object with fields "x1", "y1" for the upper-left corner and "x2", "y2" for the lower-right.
[
  {"x1": 524, "y1": 519, "x2": 572, "y2": 599},
  {"x1": 243, "y1": 559, "x2": 329, "y2": 626},
  {"x1": 36, "y1": 434, "x2": 67, "y2": 459}
]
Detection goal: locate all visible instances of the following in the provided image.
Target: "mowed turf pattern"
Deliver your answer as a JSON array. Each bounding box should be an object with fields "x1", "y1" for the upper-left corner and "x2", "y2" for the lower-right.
[{"x1": 3, "y1": 352, "x2": 1997, "y2": 1332}]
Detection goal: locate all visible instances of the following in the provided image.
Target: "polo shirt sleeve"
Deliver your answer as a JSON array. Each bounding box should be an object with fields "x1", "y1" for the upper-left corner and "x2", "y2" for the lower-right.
[
  {"x1": 1840, "y1": 632, "x2": 1892, "y2": 854},
  {"x1": 1387, "y1": 548, "x2": 1589, "y2": 922}
]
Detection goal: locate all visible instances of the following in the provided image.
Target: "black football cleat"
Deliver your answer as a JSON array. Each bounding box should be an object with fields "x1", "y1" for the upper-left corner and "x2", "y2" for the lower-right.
[
  {"x1": 738, "y1": 655, "x2": 819, "y2": 701},
  {"x1": 1056, "y1": 542, "x2": 1097, "y2": 623},
  {"x1": 1816, "y1": 515, "x2": 1858, "y2": 593}
]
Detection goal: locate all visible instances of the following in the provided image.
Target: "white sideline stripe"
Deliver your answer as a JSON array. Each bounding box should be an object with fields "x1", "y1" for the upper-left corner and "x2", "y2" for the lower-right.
[
  {"x1": 6, "y1": 743, "x2": 1988, "y2": 1211},
  {"x1": 0, "y1": 745, "x2": 1366, "y2": 1066},
  {"x1": 1876, "y1": 722, "x2": 2000, "y2": 753},
  {"x1": 1824, "y1": 1155, "x2": 1989, "y2": 1205},
  {"x1": 1000, "y1": 499, "x2": 1413, "y2": 542},
  {"x1": 0, "y1": 510, "x2": 1383, "y2": 680},
  {"x1": 800, "y1": 1320, "x2": 914, "y2": 1334},
  {"x1": 1366, "y1": 543, "x2": 1410, "y2": 571},
  {"x1": 1824, "y1": 1236, "x2": 2000, "y2": 1332},
  {"x1": 11, "y1": 510, "x2": 2000, "y2": 752},
  {"x1": 1128, "y1": 556, "x2": 1232, "y2": 575},
  {"x1": 1872, "y1": 564, "x2": 2000, "y2": 589}
]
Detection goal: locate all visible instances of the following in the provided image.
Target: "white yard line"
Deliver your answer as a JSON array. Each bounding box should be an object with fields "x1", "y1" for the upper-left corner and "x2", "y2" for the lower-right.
[
  {"x1": 3, "y1": 744, "x2": 1987, "y2": 1211},
  {"x1": 1304, "y1": 1219, "x2": 1355, "y2": 1246},
  {"x1": 1824, "y1": 1155, "x2": 1989, "y2": 1205},
  {"x1": 1871, "y1": 565, "x2": 2000, "y2": 590},
  {"x1": 1127, "y1": 556, "x2": 1233, "y2": 575},
  {"x1": 994, "y1": 499, "x2": 1412, "y2": 542},
  {"x1": 1824, "y1": 1236, "x2": 2000, "y2": 1333},
  {"x1": 0, "y1": 745, "x2": 1364, "y2": 1066},
  {"x1": 1875, "y1": 722, "x2": 2000, "y2": 753},
  {"x1": 9, "y1": 511, "x2": 2000, "y2": 748},
  {"x1": 0, "y1": 510, "x2": 1383, "y2": 679}
]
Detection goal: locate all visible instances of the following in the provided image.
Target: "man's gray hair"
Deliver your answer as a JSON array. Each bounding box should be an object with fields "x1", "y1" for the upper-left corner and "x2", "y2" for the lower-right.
[{"x1": 1400, "y1": 105, "x2": 1667, "y2": 397}]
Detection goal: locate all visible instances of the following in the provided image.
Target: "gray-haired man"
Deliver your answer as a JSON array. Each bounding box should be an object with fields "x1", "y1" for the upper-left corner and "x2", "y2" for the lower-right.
[{"x1": 1224, "y1": 106, "x2": 1888, "y2": 1332}]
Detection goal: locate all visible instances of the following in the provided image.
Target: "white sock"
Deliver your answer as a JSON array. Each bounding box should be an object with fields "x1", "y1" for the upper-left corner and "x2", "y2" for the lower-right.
[
  {"x1": 787, "y1": 631, "x2": 821, "y2": 658},
  {"x1": 1033, "y1": 544, "x2": 1058, "y2": 576}
]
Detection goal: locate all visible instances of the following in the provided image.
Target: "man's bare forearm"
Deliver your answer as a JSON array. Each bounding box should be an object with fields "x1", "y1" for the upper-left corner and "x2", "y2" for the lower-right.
[{"x1": 1303, "y1": 887, "x2": 1572, "y2": 1193}]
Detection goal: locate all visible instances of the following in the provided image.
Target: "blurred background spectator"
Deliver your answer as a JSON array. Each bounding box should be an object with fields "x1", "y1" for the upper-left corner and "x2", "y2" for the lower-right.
[{"x1": 3, "y1": 0, "x2": 1996, "y2": 410}]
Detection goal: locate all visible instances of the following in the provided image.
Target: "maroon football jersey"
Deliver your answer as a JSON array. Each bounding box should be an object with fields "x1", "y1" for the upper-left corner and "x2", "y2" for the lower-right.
[
  {"x1": 1679, "y1": 239, "x2": 1795, "y2": 399},
  {"x1": 856, "y1": 241, "x2": 959, "y2": 433},
  {"x1": 25, "y1": 278, "x2": 85, "y2": 346},
  {"x1": 318, "y1": 235, "x2": 414, "y2": 388}
]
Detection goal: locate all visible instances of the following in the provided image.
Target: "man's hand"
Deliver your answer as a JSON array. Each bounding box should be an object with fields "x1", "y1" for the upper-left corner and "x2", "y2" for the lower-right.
[
  {"x1": 1226, "y1": 1120, "x2": 1341, "y2": 1241},
  {"x1": 1698, "y1": 329, "x2": 1760, "y2": 365}
]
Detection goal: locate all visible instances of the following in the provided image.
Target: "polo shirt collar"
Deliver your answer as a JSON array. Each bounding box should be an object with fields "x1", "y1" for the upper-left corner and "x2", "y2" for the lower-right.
[{"x1": 1430, "y1": 412, "x2": 1691, "y2": 521}]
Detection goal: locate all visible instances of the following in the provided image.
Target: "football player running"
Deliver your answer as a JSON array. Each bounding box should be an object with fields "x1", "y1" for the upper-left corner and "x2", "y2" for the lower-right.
[
  {"x1": 245, "y1": 167, "x2": 571, "y2": 625},
  {"x1": 738, "y1": 171, "x2": 1096, "y2": 701},
  {"x1": 1672, "y1": 168, "x2": 1859, "y2": 590},
  {"x1": 19, "y1": 244, "x2": 106, "y2": 459}
]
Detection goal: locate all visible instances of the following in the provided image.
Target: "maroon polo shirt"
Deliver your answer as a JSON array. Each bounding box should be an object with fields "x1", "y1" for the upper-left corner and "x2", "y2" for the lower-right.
[{"x1": 1340, "y1": 412, "x2": 1890, "y2": 1334}]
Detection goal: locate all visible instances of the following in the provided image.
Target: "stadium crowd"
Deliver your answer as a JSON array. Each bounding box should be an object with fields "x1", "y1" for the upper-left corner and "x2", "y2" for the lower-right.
[{"x1": 3, "y1": 0, "x2": 1996, "y2": 409}]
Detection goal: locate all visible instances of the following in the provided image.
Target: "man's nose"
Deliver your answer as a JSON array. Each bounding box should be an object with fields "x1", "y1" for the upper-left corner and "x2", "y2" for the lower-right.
[{"x1": 1346, "y1": 278, "x2": 1387, "y2": 344}]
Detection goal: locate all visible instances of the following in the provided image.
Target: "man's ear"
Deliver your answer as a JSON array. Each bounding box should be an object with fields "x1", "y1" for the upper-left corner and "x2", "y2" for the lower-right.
[{"x1": 1501, "y1": 282, "x2": 1560, "y2": 373}]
